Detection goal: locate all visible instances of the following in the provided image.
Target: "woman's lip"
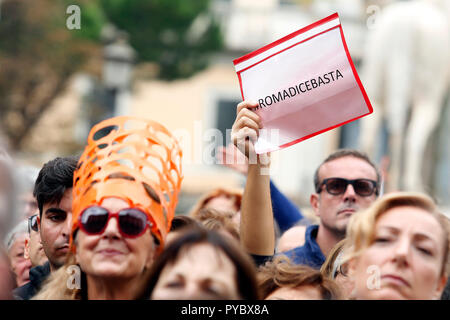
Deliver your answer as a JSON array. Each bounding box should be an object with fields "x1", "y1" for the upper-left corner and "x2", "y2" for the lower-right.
[
  {"x1": 381, "y1": 275, "x2": 411, "y2": 287},
  {"x1": 97, "y1": 249, "x2": 125, "y2": 255}
]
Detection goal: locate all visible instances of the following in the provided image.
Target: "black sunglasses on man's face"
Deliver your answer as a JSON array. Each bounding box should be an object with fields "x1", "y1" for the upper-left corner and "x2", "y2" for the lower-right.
[
  {"x1": 317, "y1": 178, "x2": 378, "y2": 197},
  {"x1": 28, "y1": 214, "x2": 38, "y2": 233}
]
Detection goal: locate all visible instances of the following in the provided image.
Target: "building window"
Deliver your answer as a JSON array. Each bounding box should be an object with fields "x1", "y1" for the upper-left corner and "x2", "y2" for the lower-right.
[
  {"x1": 216, "y1": 98, "x2": 239, "y2": 145},
  {"x1": 203, "y1": 98, "x2": 240, "y2": 165}
]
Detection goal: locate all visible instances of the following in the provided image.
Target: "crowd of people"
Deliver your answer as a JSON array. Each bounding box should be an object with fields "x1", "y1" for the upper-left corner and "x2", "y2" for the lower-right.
[{"x1": 0, "y1": 102, "x2": 449, "y2": 300}]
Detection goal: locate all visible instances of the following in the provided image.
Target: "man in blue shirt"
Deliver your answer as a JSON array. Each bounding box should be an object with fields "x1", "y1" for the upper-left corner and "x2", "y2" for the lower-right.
[
  {"x1": 281, "y1": 149, "x2": 381, "y2": 268},
  {"x1": 231, "y1": 101, "x2": 381, "y2": 268}
]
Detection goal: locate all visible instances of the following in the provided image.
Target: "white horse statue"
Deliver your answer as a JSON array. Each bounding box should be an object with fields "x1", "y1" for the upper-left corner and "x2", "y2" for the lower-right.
[{"x1": 360, "y1": 0, "x2": 450, "y2": 192}]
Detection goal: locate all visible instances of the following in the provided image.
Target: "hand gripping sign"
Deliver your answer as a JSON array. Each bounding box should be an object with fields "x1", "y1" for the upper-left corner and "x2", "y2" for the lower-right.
[{"x1": 233, "y1": 13, "x2": 373, "y2": 154}]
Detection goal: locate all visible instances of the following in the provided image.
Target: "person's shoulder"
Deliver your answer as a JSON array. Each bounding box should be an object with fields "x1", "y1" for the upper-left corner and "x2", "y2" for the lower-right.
[
  {"x1": 278, "y1": 244, "x2": 307, "y2": 260},
  {"x1": 306, "y1": 224, "x2": 319, "y2": 233},
  {"x1": 251, "y1": 254, "x2": 273, "y2": 267},
  {"x1": 29, "y1": 261, "x2": 51, "y2": 279},
  {"x1": 12, "y1": 281, "x2": 34, "y2": 300},
  {"x1": 304, "y1": 224, "x2": 320, "y2": 242}
]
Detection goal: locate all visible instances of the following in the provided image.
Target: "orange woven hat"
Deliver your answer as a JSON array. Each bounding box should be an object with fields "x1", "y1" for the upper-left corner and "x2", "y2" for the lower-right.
[{"x1": 71, "y1": 116, "x2": 183, "y2": 249}]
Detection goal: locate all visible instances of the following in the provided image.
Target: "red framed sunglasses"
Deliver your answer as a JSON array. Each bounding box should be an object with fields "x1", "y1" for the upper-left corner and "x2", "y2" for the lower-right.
[{"x1": 79, "y1": 206, "x2": 153, "y2": 238}]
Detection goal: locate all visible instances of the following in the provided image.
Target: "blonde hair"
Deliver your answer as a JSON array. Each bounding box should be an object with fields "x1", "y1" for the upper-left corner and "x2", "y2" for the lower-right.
[
  {"x1": 189, "y1": 188, "x2": 242, "y2": 220},
  {"x1": 320, "y1": 239, "x2": 347, "y2": 279},
  {"x1": 343, "y1": 192, "x2": 450, "y2": 276},
  {"x1": 200, "y1": 209, "x2": 240, "y2": 241},
  {"x1": 258, "y1": 256, "x2": 342, "y2": 299},
  {"x1": 33, "y1": 254, "x2": 81, "y2": 300}
]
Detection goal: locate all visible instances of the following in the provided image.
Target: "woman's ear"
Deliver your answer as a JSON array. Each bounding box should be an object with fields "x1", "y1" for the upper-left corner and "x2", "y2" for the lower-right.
[
  {"x1": 432, "y1": 275, "x2": 448, "y2": 300},
  {"x1": 346, "y1": 257, "x2": 357, "y2": 279},
  {"x1": 144, "y1": 248, "x2": 156, "y2": 270},
  {"x1": 145, "y1": 255, "x2": 155, "y2": 270},
  {"x1": 346, "y1": 258, "x2": 358, "y2": 299},
  {"x1": 24, "y1": 237, "x2": 30, "y2": 260},
  {"x1": 144, "y1": 234, "x2": 160, "y2": 269}
]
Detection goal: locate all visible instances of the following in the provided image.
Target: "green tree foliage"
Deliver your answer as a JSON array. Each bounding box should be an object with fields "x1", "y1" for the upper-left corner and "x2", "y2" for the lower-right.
[
  {"x1": 100, "y1": 0, "x2": 222, "y2": 80},
  {"x1": 0, "y1": 0, "x2": 222, "y2": 149},
  {"x1": 0, "y1": 0, "x2": 100, "y2": 149}
]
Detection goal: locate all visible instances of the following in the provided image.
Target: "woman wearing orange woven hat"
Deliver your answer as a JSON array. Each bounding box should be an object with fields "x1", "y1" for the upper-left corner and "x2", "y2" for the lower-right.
[{"x1": 33, "y1": 116, "x2": 183, "y2": 299}]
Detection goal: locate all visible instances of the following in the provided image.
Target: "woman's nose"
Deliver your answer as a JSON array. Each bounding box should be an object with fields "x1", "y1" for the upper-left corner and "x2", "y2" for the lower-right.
[
  {"x1": 102, "y1": 217, "x2": 121, "y2": 239},
  {"x1": 391, "y1": 237, "x2": 411, "y2": 267}
]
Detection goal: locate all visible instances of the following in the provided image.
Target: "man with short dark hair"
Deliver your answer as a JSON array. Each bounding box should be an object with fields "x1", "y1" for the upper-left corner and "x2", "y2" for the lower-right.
[
  {"x1": 14, "y1": 156, "x2": 77, "y2": 300},
  {"x1": 231, "y1": 101, "x2": 381, "y2": 268},
  {"x1": 282, "y1": 149, "x2": 380, "y2": 268}
]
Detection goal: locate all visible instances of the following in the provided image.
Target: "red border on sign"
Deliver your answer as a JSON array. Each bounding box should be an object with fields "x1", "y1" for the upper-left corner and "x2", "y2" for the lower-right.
[
  {"x1": 233, "y1": 12, "x2": 339, "y2": 66},
  {"x1": 233, "y1": 13, "x2": 373, "y2": 153},
  {"x1": 238, "y1": 25, "x2": 340, "y2": 75},
  {"x1": 277, "y1": 110, "x2": 370, "y2": 151},
  {"x1": 339, "y1": 26, "x2": 373, "y2": 114}
]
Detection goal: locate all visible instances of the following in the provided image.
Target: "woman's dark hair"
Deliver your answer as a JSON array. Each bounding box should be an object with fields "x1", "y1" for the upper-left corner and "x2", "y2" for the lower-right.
[{"x1": 144, "y1": 227, "x2": 260, "y2": 300}]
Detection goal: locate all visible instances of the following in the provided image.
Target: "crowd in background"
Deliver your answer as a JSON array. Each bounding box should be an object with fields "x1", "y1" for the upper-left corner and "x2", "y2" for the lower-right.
[{"x1": 0, "y1": 106, "x2": 449, "y2": 300}]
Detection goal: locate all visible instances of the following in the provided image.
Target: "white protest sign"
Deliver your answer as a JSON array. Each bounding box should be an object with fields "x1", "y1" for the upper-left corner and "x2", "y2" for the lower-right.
[{"x1": 233, "y1": 13, "x2": 373, "y2": 154}]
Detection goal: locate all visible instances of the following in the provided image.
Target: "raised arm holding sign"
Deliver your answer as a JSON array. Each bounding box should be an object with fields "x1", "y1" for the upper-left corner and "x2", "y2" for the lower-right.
[
  {"x1": 233, "y1": 13, "x2": 372, "y2": 154},
  {"x1": 231, "y1": 101, "x2": 275, "y2": 257},
  {"x1": 231, "y1": 13, "x2": 377, "y2": 266}
]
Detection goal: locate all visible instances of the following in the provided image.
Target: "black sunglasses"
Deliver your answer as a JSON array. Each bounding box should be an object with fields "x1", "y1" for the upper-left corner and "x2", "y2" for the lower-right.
[
  {"x1": 79, "y1": 206, "x2": 153, "y2": 238},
  {"x1": 317, "y1": 178, "x2": 378, "y2": 197},
  {"x1": 28, "y1": 214, "x2": 38, "y2": 233}
]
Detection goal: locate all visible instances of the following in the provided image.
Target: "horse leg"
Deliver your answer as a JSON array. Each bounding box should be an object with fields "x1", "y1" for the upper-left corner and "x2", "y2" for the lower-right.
[
  {"x1": 359, "y1": 103, "x2": 383, "y2": 158},
  {"x1": 384, "y1": 46, "x2": 412, "y2": 191},
  {"x1": 403, "y1": 2, "x2": 450, "y2": 191},
  {"x1": 403, "y1": 97, "x2": 445, "y2": 192}
]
